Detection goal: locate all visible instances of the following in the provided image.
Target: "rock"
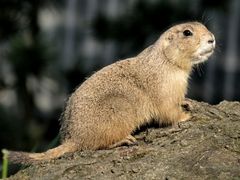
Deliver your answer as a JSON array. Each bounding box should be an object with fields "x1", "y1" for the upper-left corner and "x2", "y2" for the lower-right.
[{"x1": 8, "y1": 100, "x2": 240, "y2": 180}]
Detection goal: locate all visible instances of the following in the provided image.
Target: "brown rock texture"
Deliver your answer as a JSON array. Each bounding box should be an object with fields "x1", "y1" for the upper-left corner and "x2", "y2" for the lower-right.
[{"x1": 9, "y1": 99, "x2": 240, "y2": 180}]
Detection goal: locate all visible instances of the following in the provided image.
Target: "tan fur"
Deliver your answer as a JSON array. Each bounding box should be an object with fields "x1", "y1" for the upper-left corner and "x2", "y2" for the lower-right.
[{"x1": 8, "y1": 22, "x2": 215, "y2": 164}]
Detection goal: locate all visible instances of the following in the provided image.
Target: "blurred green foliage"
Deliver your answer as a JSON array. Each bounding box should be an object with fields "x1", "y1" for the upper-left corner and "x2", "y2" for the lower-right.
[{"x1": 0, "y1": 0, "x2": 59, "y2": 151}]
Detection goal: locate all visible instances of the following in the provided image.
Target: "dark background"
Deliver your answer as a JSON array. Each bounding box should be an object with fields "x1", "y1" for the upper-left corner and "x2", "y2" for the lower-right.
[{"x1": 0, "y1": 0, "x2": 239, "y2": 173}]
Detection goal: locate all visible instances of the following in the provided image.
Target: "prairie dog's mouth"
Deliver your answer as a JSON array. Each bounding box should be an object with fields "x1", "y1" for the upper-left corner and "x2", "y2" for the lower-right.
[
  {"x1": 199, "y1": 49, "x2": 214, "y2": 56},
  {"x1": 192, "y1": 46, "x2": 215, "y2": 64}
]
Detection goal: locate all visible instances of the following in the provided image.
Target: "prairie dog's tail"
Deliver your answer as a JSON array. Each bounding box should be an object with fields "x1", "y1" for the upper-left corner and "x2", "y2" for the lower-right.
[{"x1": 7, "y1": 142, "x2": 77, "y2": 164}]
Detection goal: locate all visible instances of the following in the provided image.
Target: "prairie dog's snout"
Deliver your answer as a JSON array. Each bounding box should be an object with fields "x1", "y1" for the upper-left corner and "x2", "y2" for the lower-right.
[
  {"x1": 203, "y1": 32, "x2": 215, "y2": 49},
  {"x1": 193, "y1": 31, "x2": 216, "y2": 64},
  {"x1": 201, "y1": 33, "x2": 215, "y2": 51},
  {"x1": 207, "y1": 34, "x2": 215, "y2": 46}
]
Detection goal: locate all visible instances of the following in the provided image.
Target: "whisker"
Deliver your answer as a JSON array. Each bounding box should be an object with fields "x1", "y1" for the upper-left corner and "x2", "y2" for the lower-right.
[
  {"x1": 200, "y1": 64, "x2": 205, "y2": 75},
  {"x1": 201, "y1": 11, "x2": 214, "y2": 26},
  {"x1": 201, "y1": 10, "x2": 207, "y2": 24},
  {"x1": 196, "y1": 64, "x2": 202, "y2": 77}
]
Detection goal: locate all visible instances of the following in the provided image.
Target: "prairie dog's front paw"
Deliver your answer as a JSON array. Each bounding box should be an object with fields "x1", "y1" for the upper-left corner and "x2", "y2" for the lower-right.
[{"x1": 179, "y1": 112, "x2": 191, "y2": 122}]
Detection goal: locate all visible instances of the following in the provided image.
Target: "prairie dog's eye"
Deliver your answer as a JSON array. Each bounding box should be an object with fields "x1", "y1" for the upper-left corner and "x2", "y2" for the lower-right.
[{"x1": 183, "y1": 29, "x2": 193, "y2": 36}]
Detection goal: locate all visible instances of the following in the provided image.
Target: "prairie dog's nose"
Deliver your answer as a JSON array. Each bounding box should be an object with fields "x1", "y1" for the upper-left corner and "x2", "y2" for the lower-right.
[
  {"x1": 207, "y1": 34, "x2": 216, "y2": 47},
  {"x1": 208, "y1": 39, "x2": 214, "y2": 44}
]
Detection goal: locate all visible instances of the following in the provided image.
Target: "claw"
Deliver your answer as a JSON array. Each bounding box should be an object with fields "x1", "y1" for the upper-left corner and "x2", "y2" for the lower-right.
[
  {"x1": 181, "y1": 99, "x2": 193, "y2": 111},
  {"x1": 109, "y1": 135, "x2": 137, "y2": 149}
]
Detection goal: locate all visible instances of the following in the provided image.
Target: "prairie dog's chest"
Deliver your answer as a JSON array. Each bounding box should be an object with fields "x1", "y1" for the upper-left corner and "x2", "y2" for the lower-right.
[
  {"x1": 171, "y1": 70, "x2": 188, "y2": 86},
  {"x1": 160, "y1": 70, "x2": 189, "y2": 96}
]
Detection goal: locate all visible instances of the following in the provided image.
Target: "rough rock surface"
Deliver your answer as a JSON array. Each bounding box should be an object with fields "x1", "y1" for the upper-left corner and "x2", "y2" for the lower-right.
[{"x1": 9, "y1": 100, "x2": 240, "y2": 180}]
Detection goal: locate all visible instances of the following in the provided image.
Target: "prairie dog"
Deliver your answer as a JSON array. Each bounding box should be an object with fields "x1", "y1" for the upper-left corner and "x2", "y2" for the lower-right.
[{"x1": 8, "y1": 22, "x2": 215, "y2": 164}]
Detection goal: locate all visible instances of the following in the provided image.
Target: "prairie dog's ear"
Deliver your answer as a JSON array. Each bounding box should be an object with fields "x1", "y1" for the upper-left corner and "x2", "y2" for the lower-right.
[{"x1": 167, "y1": 32, "x2": 174, "y2": 41}]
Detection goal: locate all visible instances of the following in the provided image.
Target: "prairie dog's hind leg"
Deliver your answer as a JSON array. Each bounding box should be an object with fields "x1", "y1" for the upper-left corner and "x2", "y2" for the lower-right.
[
  {"x1": 159, "y1": 104, "x2": 191, "y2": 125},
  {"x1": 108, "y1": 135, "x2": 137, "y2": 149}
]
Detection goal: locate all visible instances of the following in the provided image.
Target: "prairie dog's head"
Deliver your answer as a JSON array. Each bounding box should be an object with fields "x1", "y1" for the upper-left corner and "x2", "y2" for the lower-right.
[{"x1": 157, "y1": 22, "x2": 215, "y2": 69}]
